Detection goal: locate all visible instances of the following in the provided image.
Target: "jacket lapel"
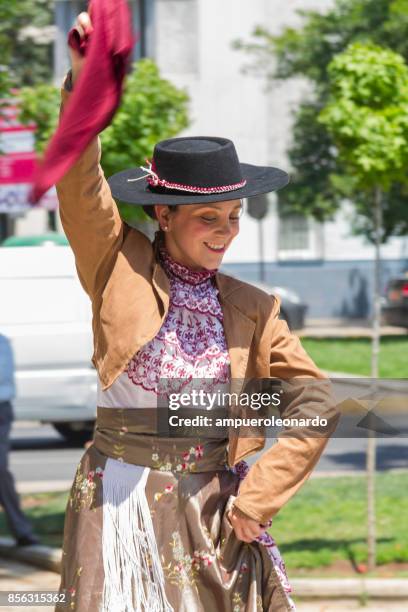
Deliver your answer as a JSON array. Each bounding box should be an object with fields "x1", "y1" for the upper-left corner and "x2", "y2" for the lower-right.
[
  {"x1": 215, "y1": 273, "x2": 255, "y2": 390},
  {"x1": 216, "y1": 273, "x2": 266, "y2": 465}
]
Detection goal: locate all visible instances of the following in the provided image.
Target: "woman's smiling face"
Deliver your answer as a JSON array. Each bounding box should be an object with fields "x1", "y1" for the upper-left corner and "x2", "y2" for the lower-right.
[{"x1": 154, "y1": 200, "x2": 242, "y2": 270}]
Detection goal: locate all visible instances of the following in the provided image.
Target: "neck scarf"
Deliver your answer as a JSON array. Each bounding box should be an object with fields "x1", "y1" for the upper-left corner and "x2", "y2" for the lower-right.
[{"x1": 159, "y1": 245, "x2": 218, "y2": 286}]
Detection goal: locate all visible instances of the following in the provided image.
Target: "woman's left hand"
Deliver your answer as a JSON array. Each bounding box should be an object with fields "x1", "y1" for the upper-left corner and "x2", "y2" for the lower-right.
[{"x1": 228, "y1": 507, "x2": 266, "y2": 543}]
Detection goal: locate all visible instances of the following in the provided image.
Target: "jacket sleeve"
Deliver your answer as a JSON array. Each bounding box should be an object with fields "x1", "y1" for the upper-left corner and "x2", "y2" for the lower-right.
[
  {"x1": 233, "y1": 296, "x2": 340, "y2": 524},
  {"x1": 56, "y1": 76, "x2": 125, "y2": 300}
]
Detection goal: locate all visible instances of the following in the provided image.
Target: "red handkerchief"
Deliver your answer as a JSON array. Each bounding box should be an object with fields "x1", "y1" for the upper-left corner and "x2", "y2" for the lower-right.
[{"x1": 29, "y1": 0, "x2": 134, "y2": 203}]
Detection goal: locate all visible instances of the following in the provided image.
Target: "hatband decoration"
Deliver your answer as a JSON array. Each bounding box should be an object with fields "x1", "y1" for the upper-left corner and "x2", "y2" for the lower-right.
[{"x1": 128, "y1": 159, "x2": 247, "y2": 194}]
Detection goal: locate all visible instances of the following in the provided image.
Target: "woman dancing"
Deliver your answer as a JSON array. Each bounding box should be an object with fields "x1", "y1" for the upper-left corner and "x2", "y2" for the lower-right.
[{"x1": 56, "y1": 11, "x2": 337, "y2": 612}]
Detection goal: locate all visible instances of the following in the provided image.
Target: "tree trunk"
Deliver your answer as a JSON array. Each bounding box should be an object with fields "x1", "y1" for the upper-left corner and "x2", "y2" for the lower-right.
[{"x1": 367, "y1": 186, "x2": 382, "y2": 571}]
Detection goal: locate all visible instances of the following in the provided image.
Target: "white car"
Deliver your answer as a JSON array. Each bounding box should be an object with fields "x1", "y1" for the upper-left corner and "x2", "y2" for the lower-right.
[{"x1": 0, "y1": 243, "x2": 96, "y2": 443}]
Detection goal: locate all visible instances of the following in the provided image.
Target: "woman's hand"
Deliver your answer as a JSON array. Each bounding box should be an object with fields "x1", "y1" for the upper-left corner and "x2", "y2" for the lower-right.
[
  {"x1": 228, "y1": 507, "x2": 266, "y2": 543},
  {"x1": 69, "y1": 12, "x2": 93, "y2": 85}
]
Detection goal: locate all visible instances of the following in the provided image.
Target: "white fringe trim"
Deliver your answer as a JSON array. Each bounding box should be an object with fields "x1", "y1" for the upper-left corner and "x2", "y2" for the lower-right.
[{"x1": 101, "y1": 458, "x2": 173, "y2": 612}]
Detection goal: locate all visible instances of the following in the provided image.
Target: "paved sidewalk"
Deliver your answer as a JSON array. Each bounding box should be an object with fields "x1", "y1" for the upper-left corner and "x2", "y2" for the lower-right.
[
  {"x1": 296, "y1": 319, "x2": 407, "y2": 338},
  {"x1": 0, "y1": 557, "x2": 59, "y2": 611},
  {"x1": 1, "y1": 556, "x2": 407, "y2": 612},
  {"x1": 295, "y1": 602, "x2": 408, "y2": 610},
  {"x1": 1, "y1": 555, "x2": 407, "y2": 610}
]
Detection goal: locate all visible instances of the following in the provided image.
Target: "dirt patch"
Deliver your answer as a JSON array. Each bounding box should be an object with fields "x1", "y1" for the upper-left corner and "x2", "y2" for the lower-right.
[{"x1": 20, "y1": 496, "x2": 52, "y2": 509}]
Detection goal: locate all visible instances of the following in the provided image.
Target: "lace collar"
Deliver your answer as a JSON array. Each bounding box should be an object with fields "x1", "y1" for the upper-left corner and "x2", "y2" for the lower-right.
[{"x1": 158, "y1": 241, "x2": 218, "y2": 286}]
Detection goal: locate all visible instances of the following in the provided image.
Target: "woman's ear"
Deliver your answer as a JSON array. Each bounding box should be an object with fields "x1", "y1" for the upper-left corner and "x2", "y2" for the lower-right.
[{"x1": 154, "y1": 205, "x2": 171, "y2": 231}]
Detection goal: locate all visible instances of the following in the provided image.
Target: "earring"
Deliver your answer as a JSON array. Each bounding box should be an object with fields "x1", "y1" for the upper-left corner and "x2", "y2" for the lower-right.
[{"x1": 162, "y1": 226, "x2": 168, "y2": 232}]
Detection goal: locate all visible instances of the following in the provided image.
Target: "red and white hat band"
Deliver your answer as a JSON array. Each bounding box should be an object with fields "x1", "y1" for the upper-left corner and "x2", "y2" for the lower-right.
[{"x1": 128, "y1": 160, "x2": 246, "y2": 194}]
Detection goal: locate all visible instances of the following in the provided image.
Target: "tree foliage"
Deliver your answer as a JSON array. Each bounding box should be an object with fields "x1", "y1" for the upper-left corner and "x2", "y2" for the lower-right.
[
  {"x1": 19, "y1": 84, "x2": 60, "y2": 152},
  {"x1": 234, "y1": 0, "x2": 408, "y2": 242},
  {"x1": 319, "y1": 42, "x2": 408, "y2": 240},
  {"x1": 317, "y1": 42, "x2": 408, "y2": 571},
  {"x1": 317, "y1": 43, "x2": 408, "y2": 241},
  {"x1": 0, "y1": 0, "x2": 53, "y2": 93},
  {"x1": 100, "y1": 60, "x2": 189, "y2": 178},
  {"x1": 18, "y1": 59, "x2": 190, "y2": 224},
  {"x1": 320, "y1": 43, "x2": 408, "y2": 189},
  {"x1": 102, "y1": 60, "x2": 190, "y2": 223}
]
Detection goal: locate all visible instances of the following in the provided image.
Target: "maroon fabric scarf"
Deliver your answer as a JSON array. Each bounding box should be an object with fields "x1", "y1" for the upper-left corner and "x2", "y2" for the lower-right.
[{"x1": 29, "y1": 0, "x2": 134, "y2": 203}]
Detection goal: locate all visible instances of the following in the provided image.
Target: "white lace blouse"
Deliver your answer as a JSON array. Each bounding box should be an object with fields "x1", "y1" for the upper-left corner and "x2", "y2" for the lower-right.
[{"x1": 97, "y1": 244, "x2": 231, "y2": 409}]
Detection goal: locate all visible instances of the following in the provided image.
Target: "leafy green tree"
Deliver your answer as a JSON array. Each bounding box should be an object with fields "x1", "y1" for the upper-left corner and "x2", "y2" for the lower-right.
[
  {"x1": 234, "y1": 0, "x2": 408, "y2": 241},
  {"x1": 18, "y1": 59, "x2": 190, "y2": 223},
  {"x1": 101, "y1": 60, "x2": 189, "y2": 178},
  {"x1": 102, "y1": 60, "x2": 190, "y2": 224},
  {"x1": 320, "y1": 41, "x2": 408, "y2": 571},
  {"x1": 19, "y1": 84, "x2": 60, "y2": 151},
  {"x1": 236, "y1": 1, "x2": 408, "y2": 571},
  {"x1": 0, "y1": 69, "x2": 11, "y2": 122},
  {"x1": 320, "y1": 43, "x2": 408, "y2": 189},
  {"x1": 0, "y1": 0, "x2": 53, "y2": 89}
]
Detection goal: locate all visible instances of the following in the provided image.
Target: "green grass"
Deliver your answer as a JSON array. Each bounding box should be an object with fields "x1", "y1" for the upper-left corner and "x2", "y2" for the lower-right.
[
  {"x1": 0, "y1": 490, "x2": 68, "y2": 548},
  {"x1": 1, "y1": 472, "x2": 407, "y2": 575},
  {"x1": 272, "y1": 471, "x2": 408, "y2": 571},
  {"x1": 301, "y1": 336, "x2": 408, "y2": 377}
]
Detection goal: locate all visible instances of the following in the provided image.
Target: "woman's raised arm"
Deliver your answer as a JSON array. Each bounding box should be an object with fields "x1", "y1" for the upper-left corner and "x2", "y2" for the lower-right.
[{"x1": 56, "y1": 12, "x2": 126, "y2": 300}]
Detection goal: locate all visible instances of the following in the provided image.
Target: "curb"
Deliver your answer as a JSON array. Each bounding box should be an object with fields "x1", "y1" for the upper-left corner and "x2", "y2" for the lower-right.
[
  {"x1": 323, "y1": 370, "x2": 408, "y2": 395},
  {"x1": 0, "y1": 537, "x2": 61, "y2": 574},
  {"x1": 1, "y1": 537, "x2": 408, "y2": 600},
  {"x1": 16, "y1": 480, "x2": 72, "y2": 495},
  {"x1": 297, "y1": 325, "x2": 408, "y2": 339},
  {"x1": 291, "y1": 577, "x2": 408, "y2": 599}
]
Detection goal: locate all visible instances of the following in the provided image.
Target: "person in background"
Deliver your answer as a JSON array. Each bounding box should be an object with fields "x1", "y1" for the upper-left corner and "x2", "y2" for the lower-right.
[{"x1": 0, "y1": 333, "x2": 39, "y2": 547}]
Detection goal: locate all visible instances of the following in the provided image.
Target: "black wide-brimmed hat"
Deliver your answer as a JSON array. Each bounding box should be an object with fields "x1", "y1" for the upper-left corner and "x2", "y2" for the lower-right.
[{"x1": 107, "y1": 136, "x2": 289, "y2": 206}]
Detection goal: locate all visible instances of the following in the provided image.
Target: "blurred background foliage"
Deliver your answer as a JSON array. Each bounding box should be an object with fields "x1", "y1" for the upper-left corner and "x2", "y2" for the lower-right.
[
  {"x1": 234, "y1": 0, "x2": 408, "y2": 243},
  {"x1": 320, "y1": 42, "x2": 408, "y2": 191},
  {"x1": 18, "y1": 59, "x2": 190, "y2": 224},
  {"x1": 2, "y1": 2, "x2": 190, "y2": 225},
  {"x1": 5, "y1": 0, "x2": 408, "y2": 233},
  {"x1": 0, "y1": 0, "x2": 54, "y2": 96}
]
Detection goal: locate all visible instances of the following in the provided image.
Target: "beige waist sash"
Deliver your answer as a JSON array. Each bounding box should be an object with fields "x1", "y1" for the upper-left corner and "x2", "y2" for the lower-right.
[{"x1": 94, "y1": 407, "x2": 229, "y2": 472}]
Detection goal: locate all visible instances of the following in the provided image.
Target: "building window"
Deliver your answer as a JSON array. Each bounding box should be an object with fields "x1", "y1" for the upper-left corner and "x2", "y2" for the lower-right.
[
  {"x1": 277, "y1": 213, "x2": 323, "y2": 260},
  {"x1": 54, "y1": 0, "x2": 153, "y2": 82},
  {"x1": 278, "y1": 214, "x2": 310, "y2": 251}
]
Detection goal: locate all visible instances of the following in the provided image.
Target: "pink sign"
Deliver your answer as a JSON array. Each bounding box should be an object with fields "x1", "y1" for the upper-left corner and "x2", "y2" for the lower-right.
[
  {"x1": 0, "y1": 152, "x2": 36, "y2": 185},
  {"x1": 0, "y1": 101, "x2": 56, "y2": 211}
]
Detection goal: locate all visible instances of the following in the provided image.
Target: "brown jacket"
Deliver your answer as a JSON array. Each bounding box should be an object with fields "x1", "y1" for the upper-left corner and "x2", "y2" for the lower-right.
[{"x1": 56, "y1": 87, "x2": 338, "y2": 524}]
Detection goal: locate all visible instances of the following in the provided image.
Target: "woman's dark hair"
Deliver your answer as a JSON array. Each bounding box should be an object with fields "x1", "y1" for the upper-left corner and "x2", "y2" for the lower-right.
[{"x1": 142, "y1": 204, "x2": 178, "y2": 220}]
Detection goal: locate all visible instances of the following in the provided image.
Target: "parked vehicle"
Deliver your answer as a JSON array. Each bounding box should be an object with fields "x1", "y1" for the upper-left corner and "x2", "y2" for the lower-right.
[
  {"x1": 382, "y1": 275, "x2": 408, "y2": 328},
  {"x1": 0, "y1": 241, "x2": 96, "y2": 444},
  {"x1": 241, "y1": 281, "x2": 307, "y2": 330}
]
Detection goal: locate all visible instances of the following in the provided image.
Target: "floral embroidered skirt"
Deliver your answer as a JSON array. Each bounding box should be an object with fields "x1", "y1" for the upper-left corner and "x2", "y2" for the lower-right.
[{"x1": 56, "y1": 409, "x2": 295, "y2": 612}]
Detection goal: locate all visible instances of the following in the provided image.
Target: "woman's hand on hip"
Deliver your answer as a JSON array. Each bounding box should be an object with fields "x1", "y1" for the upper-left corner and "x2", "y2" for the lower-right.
[{"x1": 228, "y1": 507, "x2": 266, "y2": 543}]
